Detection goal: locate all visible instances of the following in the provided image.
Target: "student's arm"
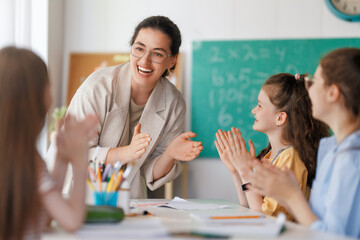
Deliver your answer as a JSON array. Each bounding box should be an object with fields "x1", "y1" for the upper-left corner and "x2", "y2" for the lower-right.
[
  {"x1": 286, "y1": 188, "x2": 318, "y2": 226},
  {"x1": 227, "y1": 128, "x2": 263, "y2": 212},
  {"x1": 242, "y1": 188, "x2": 264, "y2": 212},
  {"x1": 49, "y1": 154, "x2": 68, "y2": 193},
  {"x1": 42, "y1": 115, "x2": 97, "y2": 232},
  {"x1": 217, "y1": 128, "x2": 260, "y2": 208},
  {"x1": 215, "y1": 130, "x2": 248, "y2": 207},
  {"x1": 238, "y1": 160, "x2": 263, "y2": 212},
  {"x1": 50, "y1": 120, "x2": 70, "y2": 191},
  {"x1": 42, "y1": 160, "x2": 88, "y2": 232},
  {"x1": 232, "y1": 172, "x2": 249, "y2": 207},
  {"x1": 252, "y1": 149, "x2": 308, "y2": 219},
  {"x1": 247, "y1": 160, "x2": 318, "y2": 225}
]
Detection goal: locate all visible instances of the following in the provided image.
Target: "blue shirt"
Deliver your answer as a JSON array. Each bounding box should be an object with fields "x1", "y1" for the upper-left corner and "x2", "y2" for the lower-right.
[{"x1": 310, "y1": 130, "x2": 360, "y2": 238}]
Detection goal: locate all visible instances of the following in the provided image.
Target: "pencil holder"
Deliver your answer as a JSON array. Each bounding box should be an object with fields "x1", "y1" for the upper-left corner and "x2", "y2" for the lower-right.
[
  {"x1": 117, "y1": 180, "x2": 130, "y2": 214},
  {"x1": 93, "y1": 191, "x2": 118, "y2": 207}
]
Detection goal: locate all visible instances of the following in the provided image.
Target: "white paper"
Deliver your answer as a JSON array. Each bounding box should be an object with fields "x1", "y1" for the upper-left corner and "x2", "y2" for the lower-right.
[
  {"x1": 191, "y1": 212, "x2": 286, "y2": 238},
  {"x1": 157, "y1": 197, "x2": 229, "y2": 210}
]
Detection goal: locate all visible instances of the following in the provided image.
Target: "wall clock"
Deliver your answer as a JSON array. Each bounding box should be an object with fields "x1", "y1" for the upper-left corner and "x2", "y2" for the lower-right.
[{"x1": 325, "y1": 0, "x2": 360, "y2": 22}]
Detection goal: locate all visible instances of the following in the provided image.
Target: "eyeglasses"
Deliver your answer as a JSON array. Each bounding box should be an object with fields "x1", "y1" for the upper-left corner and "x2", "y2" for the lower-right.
[
  {"x1": 304, "y1": 75, "x2": 314, "y2": 90},
  {"x1": 304, "y1": 74, "x2": 347, "y2": 99},
  {"x1": 130, "y1": 43, "x2": 173, "y2": 64}
]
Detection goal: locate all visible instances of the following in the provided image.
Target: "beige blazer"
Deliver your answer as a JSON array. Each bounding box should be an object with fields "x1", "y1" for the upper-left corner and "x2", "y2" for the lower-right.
[{"x1": 54, "y1": 63, "x2": 184, "y2": 198}]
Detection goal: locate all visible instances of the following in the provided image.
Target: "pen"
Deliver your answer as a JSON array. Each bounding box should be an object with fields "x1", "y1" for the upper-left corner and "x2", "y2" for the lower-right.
[
  {"x1": 106, "y1": 172, "x2": 115, "y2": 192},
  {"x1": 102, "y1": 164, "x2": 111, "y2": 181},
  {"x1": 89, "y1": 160, "x2": 95, "y2": 175},
  {"x1": 88, "y1": 166, "x2": 97, "y2": 182},
  {"x1": 122, "y1": 164, "x2": 132, "y2": 179},
  {"x1": 114, "y1": 164, "x2": 133, "y2": 190},
  {"x1": 210, "y1": 215, "x2": 262, "y2": 219},
  {"x1": 86, "y1": 178, "x2": 95, "y2": 191},
  {"x1": 126, "y1": 210, "x2": 154, "y2": 217},
  {"x1": 143, "y1": 210, "x2": 153, "y2": 216},
  {"x1": 97, "y1": 166, "x2": 102, "y2": 192},
  {"x1": 100, "y1": 163, "x2": 105, "y2": 175},
  {"x1": 113, "y1": 169, "x2": 124, "y2": 191}
]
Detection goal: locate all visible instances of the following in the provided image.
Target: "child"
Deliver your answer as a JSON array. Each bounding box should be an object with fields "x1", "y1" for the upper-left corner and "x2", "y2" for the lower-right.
[
  {"x1": 0, "y1": 46, "x2": 97, "y2": 240},
  {"x1": 215, "y1": 73, "x2": 329, "y2": 221},
  {"x1": 247, "y1": 48, "x2": 360, "y2": 238}
]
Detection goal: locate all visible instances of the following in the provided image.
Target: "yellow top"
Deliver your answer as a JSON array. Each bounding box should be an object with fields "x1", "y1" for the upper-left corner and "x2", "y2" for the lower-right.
[{"x1": 261, "y1": 147, "x2": 310, "y2": 221}]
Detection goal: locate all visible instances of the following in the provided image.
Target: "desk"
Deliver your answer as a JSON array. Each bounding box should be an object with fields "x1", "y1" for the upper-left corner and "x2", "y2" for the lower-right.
[{"x1": 43, "y1": 199, "x2": 355, "y2": 240}]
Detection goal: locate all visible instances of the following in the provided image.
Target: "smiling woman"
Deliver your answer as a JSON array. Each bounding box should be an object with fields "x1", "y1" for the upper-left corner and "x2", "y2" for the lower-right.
[
  {"x1": 47, "y1": 16, "x2": 203, "y2": 199},
  {"x1": 128, "y1": 27, "x2": 178, "y2": 103}
]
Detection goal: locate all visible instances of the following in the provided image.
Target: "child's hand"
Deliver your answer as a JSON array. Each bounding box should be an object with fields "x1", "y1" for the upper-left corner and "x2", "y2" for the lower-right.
[
  {"x1": 56, "y1": 114, "x2": 98, "y2": 165},
  {"x1": 219, "y1": 127, "x2": 256, "y2": 176},
  {"x1": 215, "y1": 129, "x2": 236, "y2": 174},
  {"x1": 246, "y1": 160, "x2": 300, "y2": 203},
  {"x1": 165, "y1": 132, "x2": 203, "y2": 161}
]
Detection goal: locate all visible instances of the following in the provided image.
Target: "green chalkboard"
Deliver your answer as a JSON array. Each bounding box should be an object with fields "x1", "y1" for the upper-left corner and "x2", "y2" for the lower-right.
[{"x1": 191, "y1": 38, "x2": 360, "y2": 158}]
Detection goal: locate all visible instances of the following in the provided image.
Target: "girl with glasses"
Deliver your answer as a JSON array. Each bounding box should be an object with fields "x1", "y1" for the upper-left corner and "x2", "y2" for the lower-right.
[
  {"x1": 48, "y1": 16, "x2": 203, "y2": 199},
  {"x1": 247, "y1": 48, "x2": 360, "y2": 238},
  {"x1": 215, "y1": 73, "x2": 329, "y2": 221}
]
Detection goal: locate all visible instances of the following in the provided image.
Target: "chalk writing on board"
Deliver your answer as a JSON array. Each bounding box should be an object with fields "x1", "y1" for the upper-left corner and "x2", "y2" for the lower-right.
[
  {"x1": 192, "y1": 38, "x2": 360, "y2": 158},
  {"x1": 209, "y1": 46, "x2": 287, "y2": 63}
]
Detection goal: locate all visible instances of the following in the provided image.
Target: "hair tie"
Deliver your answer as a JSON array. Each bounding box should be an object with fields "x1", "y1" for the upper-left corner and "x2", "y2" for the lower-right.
[{"x1": 294, "y1": 73, "x2": 300, "y2": 80}]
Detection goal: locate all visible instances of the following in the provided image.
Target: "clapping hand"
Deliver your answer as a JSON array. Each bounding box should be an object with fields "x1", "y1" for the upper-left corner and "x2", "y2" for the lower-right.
[
  {"x1": 217, "y1": 127, "x2": 256, "y2": 177},
  {"x1": 215, "y1": 130, "x2": 236, "y2": 174},
  {"x1": 247, "y1": 160, "x2": 300, "y2": 203},
  {"x1": 126, "y1": 123, "x2": 151, "y2": 163},
  {"x1": 56, "y1": 114, "x2": 98, "y2": 165},
  {"x1": 165, "y1": 132, "x2": 203, "y2": 161}
]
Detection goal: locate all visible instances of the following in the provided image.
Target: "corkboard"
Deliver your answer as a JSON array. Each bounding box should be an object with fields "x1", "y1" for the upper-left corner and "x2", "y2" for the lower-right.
[{"x1": 66, "y1": 52, "x2": 183, "y2": 105}]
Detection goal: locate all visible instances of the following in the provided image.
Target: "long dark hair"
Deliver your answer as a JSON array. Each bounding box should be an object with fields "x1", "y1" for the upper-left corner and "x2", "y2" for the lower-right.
[
  {"x1": 130, "y1": 15, "x2": 182, "y2": 77},
  {"x1": 0, "y1": 46, "x2": 49, "y2": 240},
  {"x1": 256, "y1": 73, "x2": 329, "y2": 187}
]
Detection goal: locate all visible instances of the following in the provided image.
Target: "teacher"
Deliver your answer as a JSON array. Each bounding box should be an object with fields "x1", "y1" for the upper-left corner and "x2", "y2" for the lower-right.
[{"x1": 54, "y1": 16, "x2": 203, "y2": 198}]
